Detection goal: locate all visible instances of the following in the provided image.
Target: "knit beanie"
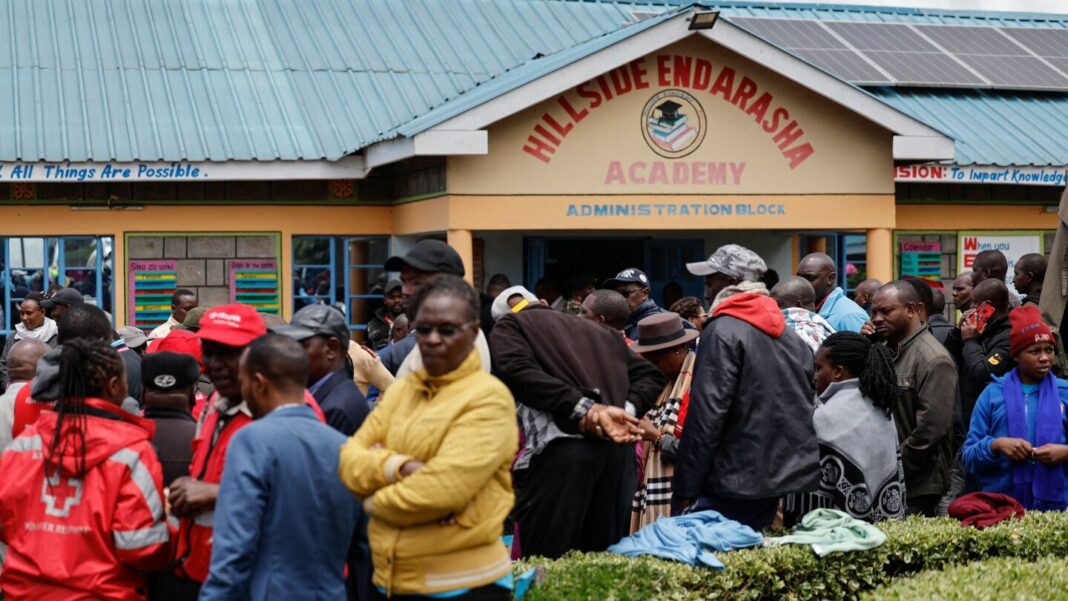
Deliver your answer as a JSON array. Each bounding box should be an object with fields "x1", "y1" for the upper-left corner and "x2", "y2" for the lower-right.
[{"x1": 1009, "y1": 305, "x2": 1054, "y2": 358}]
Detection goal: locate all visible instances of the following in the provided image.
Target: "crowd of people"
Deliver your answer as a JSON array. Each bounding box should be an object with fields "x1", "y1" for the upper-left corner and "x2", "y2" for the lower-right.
[{"x1": 0, "y1": 238, "x2": 1065, "y2": 600}]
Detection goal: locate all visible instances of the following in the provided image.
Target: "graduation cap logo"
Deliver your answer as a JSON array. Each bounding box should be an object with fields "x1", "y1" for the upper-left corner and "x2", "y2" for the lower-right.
[{"x1": 641, "y1": 90, "x2": 707, "y2": 159}]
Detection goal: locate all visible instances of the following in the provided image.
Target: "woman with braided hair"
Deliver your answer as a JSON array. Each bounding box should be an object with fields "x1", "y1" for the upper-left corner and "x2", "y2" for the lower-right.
[
  {"x1": 0, "y1": 338, "x2": 172, "y2": 600},
  {"x1": 784, "y1": 332, "x2": 907, "y2": 524}
]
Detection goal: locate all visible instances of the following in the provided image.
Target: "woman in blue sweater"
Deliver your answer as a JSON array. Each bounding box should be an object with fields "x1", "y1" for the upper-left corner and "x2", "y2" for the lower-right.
[{"x1": 963, "y1": 305, "x2": 1068, "y2": 510}]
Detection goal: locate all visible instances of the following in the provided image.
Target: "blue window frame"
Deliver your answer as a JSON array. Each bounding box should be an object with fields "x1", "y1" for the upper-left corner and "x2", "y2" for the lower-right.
[
  {"x1": 2, "y1": 236, "x2": 114, "y2": 335},
  {"x1": 292, "y1": 236, "x2": 390, "y2": 340}
]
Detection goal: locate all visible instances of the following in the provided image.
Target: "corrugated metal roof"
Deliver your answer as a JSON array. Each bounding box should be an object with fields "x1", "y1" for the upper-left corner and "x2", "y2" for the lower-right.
[
  {"x1": 3, "y1": 0, "x2": 1068, "y2": 165},
  {"x1": 0, "y1": 0, "x2": 672, "y2": 162},
  {"x1": 870, "y1": 88, "x2": 1068, "y2": 167}
]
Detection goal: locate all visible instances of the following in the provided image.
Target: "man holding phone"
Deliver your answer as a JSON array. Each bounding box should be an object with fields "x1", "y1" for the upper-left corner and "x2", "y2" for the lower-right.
[{"x1": 945, "y1": 279, "x2": 1015, "y2": 429}]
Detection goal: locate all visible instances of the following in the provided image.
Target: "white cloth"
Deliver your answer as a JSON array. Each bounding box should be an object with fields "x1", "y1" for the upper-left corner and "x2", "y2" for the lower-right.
[
  {"x1": 395, "y1": 329, "x2": 492, "y2": 379},
  {"x1": 0, "y1": 381, "x2": 28, "y2": 452},
  {"x1": 14, "y1": 318, "x2": 57, "y2": 344},
  {"x1": 148, "y1": 315, "x2": 181, "y2": 340}
]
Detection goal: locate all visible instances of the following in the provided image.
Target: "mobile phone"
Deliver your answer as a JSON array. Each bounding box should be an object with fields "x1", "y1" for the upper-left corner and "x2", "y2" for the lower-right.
[{"x1": 973, "y1": 301, "x2": 996, "y2": 333}]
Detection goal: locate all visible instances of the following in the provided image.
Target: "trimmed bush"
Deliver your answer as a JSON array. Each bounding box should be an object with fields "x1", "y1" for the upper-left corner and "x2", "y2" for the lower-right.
[
  {"x1": 862, "y1": 557, "x2": 1068, "y2": 601},
  {"x1": 515, "y1": 512, "x2": 1068, "y2": 600}
]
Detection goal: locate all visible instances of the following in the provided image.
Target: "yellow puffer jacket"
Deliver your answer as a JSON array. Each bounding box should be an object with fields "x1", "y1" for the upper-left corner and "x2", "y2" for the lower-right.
[{"x1": 339, "y1": 350, "x2": 518, "y2": 596}]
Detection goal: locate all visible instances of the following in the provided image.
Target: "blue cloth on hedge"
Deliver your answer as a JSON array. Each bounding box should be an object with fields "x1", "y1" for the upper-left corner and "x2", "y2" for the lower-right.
[
  {"x1": 963, "y1": 372, "x2": 1068, "y2": 509},
  {"x1": 1004, "y1": 369, "x2": 1066, "y2": 510},
  {"x1": 764, "y1": 509, "x2": 885, "y2": 557},
  {"x1": 607, "y1": 510, "x2": 762, "y2": 568}
]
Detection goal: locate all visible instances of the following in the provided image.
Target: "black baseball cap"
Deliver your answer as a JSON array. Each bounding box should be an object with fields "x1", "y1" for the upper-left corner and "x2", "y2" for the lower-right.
[
  {"x1": 42, "y1": 287, "x2": 84, "y2": 309},
  {"x1": 603, "y1": 268, "x2": 650, "y2": 290},
  {"x1": 384, "y1": 240, "x2": 465, "y2": 276},
  {"x1": 271, "y1": 304, "x2": 351, "y2": 350},
  {"x1": 142, "y1": 351, "x2": 200, "y2": 391},
  {"x1": 384, "y1": 278, "x2": 403, "y2": 295}
]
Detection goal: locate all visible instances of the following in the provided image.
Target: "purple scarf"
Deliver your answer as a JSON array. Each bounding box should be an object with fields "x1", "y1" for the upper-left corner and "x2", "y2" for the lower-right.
[{"x1": 1003, "y1": 368, "x2": 1066, "y2": 511}]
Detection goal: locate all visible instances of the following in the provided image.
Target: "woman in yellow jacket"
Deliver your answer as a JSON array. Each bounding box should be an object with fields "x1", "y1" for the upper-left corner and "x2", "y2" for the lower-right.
[{"x1": 339, "y1": 275, "x2": 518, "y2": 600}]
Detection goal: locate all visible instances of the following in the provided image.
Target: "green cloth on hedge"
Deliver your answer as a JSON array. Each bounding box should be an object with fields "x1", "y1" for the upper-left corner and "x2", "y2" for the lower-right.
[{"x1": 765, "y1": 509, "x2": 885, "y2": 556}]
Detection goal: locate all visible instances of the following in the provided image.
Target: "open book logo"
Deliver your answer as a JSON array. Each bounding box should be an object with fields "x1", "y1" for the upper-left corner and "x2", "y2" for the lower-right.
[{"x1": 641, "y1": 90, "x2": 707, "y2": 159}]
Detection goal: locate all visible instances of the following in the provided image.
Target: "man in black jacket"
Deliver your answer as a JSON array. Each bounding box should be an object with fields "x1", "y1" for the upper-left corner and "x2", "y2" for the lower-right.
[
  {"x1": 273, "y1": 304, "x2": 369, "y2": 436},
  {"x1": 944, "y1": 278, "x2": 1014, "y2": 428},
  {"x1": 605, "y1": 268, "x2": 664, "y2": 340},
  {"x1": 491, "y1": 304, "x2": 663, "y2": 559},
  {"x1": 672, "y1": 246, "x2": 820, "y2": 530},
  {"x1": 366, "y1": 279, "x2": 403, "y2": 351}
]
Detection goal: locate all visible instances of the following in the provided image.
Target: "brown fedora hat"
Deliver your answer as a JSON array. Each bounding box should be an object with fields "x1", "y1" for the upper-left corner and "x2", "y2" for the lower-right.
[{"x1": 631, "y1": 312, "x2": 699, "y2": 353}]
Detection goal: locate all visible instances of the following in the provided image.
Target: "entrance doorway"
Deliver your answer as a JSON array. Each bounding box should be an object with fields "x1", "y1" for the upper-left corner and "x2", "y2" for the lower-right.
[{"x1": 524, "y1": 237, "x2": 704, "y2": 306}]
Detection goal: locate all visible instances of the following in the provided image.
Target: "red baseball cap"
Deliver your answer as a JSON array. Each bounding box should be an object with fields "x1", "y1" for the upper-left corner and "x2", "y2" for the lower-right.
[
  {"x1": 148, "y1": 329, "x2": 204, "y2": 372},
  {"x1": 196, "y1": 304, "x2": 267, "y2": 347}
]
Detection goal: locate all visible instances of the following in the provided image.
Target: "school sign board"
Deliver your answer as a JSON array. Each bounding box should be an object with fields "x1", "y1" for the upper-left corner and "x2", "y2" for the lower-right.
[{"x1": 958, "y1": 232, "x2": 1043, "y2": 297}]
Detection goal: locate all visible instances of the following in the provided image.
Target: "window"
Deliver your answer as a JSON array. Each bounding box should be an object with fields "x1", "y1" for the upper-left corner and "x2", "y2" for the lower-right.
[
  {"x1": 292, "y1": 236, "x2": 390, "y2": 341},
  {"x1": 2, "y1": 236, "x2": 114, "y2": 335}
]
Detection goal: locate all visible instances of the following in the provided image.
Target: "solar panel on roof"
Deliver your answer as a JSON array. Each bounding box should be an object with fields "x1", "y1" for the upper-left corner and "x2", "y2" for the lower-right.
[
  {"x1": 961, "y1": 55, "x2": 1068, "y2": 88},
  {"x1": 824, "y1": 22, "x2": 984, "y2": 86},
  {"x1": 918, "y1": 25, "x2": 1028, "y2": 56},
  {"x1": 825, "y1": 22, "x2": 937, "y2": 52},
  {"x1": 917, "y1": 25, "x2": 1068, "y2": 89},
  {"x1": 730, "y1": 17, "x2": 892, "y2": 84},
  {"x1": 730, "y1": 17, "x2": 847, "y2": 49},
  {"x1": 864, "y1": 51, "x2": 986, "y2": 85},
  {"x1": 790, "y1": 49, "x2": 889, "y2": 83},
  {"x1": 1004, "y1": 29, "x2": 1068, "y2": 58},
  {"x1": 1049, "y1": 58, "x2": 1068, "y2": 75}
]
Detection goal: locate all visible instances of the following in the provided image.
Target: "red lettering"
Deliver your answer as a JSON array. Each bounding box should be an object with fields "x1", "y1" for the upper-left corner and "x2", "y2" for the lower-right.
[
  {"x1": 605, "y1": 161, "x2": 625, "y2": 185},
  {"x1": 745, "y1": 92, "x2": 772, "y2": 124},
  {"x1": 964, "y1": 237, "x2": 978, "y2": 251},
  {"x1": 773, "y1": 121, "x2": 804, "y2": 150},
  {"x1": 522, "y1": 136, "x2": 555, "y2": 163},
  {"x1": 595, "y1": 75, "x2": 614, "y2": 101},
  {"x1": 608, "y1": 68, "x2": 633, "y2": 96},
  {"x1": 693, "y1": 59, "x2": 712, "y2": 90},
  {"x1": 730, "y1": 162, "x2": 746, "y2": 184},
  {"x1": 673, "y1": 162, "x2": 689, "y2": 185},
  {"x1": 895, "y1": 165, "x2": 909, "y2": 179},
  {"x1": 783, "y1": 142, "x2": 814, "y2": 169},
  {"x1": 543, "y1": 113, "x2": 573, "y2": 138},
  {"x1": 691, "y1": 161, "x2": 706, "y2": 185},
  {"x1": 673, "y1": 56, "x2": 692, "y2": 88},
  {"x1": 708, "y1": 162, "x2": 726, "y2": 185},
  {"x1": 710, "y1": 67, "x2": 735, "y2": 101},
  {"x1": 657, "y1": 55, "x2": 671, "y2": 86},
  {"x1": 533, "y1": 124, "x2": 561, "y2": 146},
  {"x1": 648, "y1": 162, "x2": 669, "y2": 185},
  {"x1": 628, "y1": 161, "x2": 647, "y2": 185},
  {"x1": 630, "y1": 59, "x2": 650, "y2": 90},
  {"x1": 763, "y1": 108, "x2": 788, "y2": 134},
  {"x1": 731, "y1": 77, "x2": 758, "y2": 110},
  {"x1": 558, "y1": 96, "x2": 588, "y2": 124},
  {"x1": 576, "y1": 83, "x2": 602, "y2": 109}
]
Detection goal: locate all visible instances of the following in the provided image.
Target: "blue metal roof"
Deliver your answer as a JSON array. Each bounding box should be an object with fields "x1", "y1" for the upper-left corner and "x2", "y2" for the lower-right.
[
  {"x1": 2, "y1": 0, "x2": 1068, "y2": 165},
  {"x1": 870, "y1": 88, "x2": 1068, "y2": 167}
]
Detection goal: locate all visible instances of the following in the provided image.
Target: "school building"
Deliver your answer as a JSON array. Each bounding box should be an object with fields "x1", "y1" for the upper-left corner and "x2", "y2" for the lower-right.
[{"x1": 1, "y1": 0, "x2": 1065, "y2": 337}]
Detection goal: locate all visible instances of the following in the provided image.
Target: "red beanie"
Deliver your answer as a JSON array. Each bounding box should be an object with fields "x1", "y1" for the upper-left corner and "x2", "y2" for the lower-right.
[{"x1": 1009, "y1": 305, "x2": 1054, "y2": 358}]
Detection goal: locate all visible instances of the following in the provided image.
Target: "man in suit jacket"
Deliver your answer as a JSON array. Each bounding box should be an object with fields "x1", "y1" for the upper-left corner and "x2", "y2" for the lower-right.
[{"x1": 273, "y1": 304, "x2": 369, "y2": 436}]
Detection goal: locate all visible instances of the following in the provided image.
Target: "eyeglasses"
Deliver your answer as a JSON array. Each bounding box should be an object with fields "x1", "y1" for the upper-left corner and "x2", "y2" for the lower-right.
[
  {"x1": 618, "y1": 287, "x2": 645, "y2": 297},
  {"x1": 413, "y1": 321, "x2": 477, "y2": 338}
]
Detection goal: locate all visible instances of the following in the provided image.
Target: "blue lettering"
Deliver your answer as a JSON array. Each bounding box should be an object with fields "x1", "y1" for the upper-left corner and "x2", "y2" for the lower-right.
[{"x1": 567, "y1": 204, "x2": 578, "y2": 216}]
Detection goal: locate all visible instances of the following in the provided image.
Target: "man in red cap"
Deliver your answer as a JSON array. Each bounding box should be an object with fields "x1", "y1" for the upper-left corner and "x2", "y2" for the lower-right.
[{"x1": 167, "y1": 304, "x2": 269, "y2": 593}]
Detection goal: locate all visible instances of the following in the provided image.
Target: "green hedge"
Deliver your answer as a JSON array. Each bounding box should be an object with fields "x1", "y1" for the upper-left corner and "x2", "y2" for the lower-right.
[
  {"x1": 515, "y1": 512, "x2": 1068, "y2": 600},
  {"x1": 862, "y1": 557, "x2": 1068, "y2": 601}
]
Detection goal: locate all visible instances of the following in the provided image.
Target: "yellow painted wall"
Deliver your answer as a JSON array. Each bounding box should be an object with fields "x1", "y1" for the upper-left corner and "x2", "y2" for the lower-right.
[
  {"x1": 449, "y1": 37, "x2": 893, "y2": 196},
  {"x1": 394, "y1": 194, "x2": 896, "y2": 234},
  {"x1": 896, "y1": 204, "x2": 1058, "y2": 231},
  {"x1": 0, "y1": 204, "x2": 392, "y2": 326}
]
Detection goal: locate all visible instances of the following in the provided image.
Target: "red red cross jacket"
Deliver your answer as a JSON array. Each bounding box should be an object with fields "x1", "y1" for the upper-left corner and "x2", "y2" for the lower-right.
[{"x1": 0, "y1": 398, "x2": 173, "y2": 600}]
